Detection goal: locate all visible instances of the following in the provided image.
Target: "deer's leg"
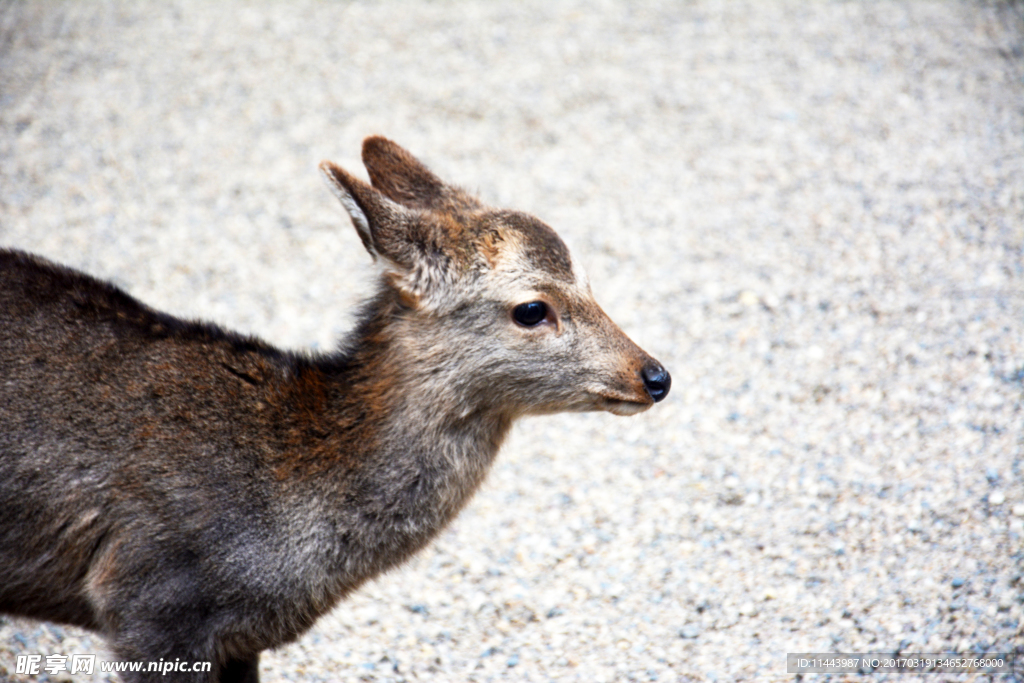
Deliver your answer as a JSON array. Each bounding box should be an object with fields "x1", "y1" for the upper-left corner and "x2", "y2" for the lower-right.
[{"x1": 220, "y1": 654, "x2": 260, "y2": 683}]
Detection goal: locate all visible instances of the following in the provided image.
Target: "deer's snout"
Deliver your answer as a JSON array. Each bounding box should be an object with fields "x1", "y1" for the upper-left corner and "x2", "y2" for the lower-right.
[{"x1": 641, "y1": 361, "x2": 671, "y2": 402}]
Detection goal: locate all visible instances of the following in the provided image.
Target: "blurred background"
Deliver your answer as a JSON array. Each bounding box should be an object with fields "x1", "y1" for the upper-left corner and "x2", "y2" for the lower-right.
[{"x1": 1, "y1": 1, "x2": 1022, "y2": 681}]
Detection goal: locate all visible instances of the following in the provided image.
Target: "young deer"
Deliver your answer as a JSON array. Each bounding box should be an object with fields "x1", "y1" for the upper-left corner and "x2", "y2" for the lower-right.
[{"x1": 0, "y1": 137, "x2": 669, "y2": 682}]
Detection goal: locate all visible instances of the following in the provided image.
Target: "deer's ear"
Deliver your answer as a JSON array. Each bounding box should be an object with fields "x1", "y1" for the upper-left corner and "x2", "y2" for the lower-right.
[
  {"x1": 320, "y1": 160, "x2": 454, "y2": 307},
  {"x1": 320, "y1": 160, "x2": 410, "y2": 262},
  {"x1": 361, "y1": 136, "x2": 480, "y2": 211}
]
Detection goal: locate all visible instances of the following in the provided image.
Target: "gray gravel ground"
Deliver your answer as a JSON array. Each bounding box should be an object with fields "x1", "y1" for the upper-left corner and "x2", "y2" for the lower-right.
[{"x1": 1, "y1": 1, "x2": 1023, "y2": 681}]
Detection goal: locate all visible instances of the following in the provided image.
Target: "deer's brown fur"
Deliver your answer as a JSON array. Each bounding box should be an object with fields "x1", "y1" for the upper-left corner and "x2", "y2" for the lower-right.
[{"x1": 0, "y1": 137, "x2": 669, "y2": 682}]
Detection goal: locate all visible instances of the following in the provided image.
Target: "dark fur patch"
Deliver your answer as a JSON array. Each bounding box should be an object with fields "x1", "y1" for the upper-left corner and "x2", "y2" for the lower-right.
[
  {"x1": 0, "y1": 249, "x2": 289, "y2": 362},
  {"x1": 494, "y1": 211, "x2": 574, "y2": 282}
]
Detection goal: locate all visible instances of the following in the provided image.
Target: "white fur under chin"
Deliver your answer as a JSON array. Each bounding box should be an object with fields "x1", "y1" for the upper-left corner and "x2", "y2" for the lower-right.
[{"x1": 605, "y1": 400, "x2": 652, "y2": 416}]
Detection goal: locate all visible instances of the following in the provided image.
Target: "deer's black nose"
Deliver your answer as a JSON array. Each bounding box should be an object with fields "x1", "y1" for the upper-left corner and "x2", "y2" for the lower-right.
[{"x1": 641, "y1": 362, "x2": 671, "y2": 402}]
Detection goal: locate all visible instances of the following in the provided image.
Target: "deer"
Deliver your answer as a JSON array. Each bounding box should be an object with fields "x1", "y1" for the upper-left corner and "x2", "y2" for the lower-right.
[{"x1": 0, "y1": 137, "x2": 670, "y2": 682}]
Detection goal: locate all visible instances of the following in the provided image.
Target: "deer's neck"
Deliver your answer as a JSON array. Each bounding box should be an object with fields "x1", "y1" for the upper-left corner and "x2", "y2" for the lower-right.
[{"x1": 273, "y1": 290, "x2": 513, "y2": 594}]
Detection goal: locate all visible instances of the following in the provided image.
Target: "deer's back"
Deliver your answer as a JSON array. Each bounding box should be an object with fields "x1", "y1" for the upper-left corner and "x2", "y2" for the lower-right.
[
  {"x1": 0, "y1": 249, "x2": 288, "y2": 469},
  {"x1": 0, "y1": 249, "x2": 318, "y2": 632}
]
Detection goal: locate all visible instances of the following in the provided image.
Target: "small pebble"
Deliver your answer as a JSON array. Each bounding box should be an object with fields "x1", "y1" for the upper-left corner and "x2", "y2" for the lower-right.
[{"x1": 678, "y1": 626, "x2": 701, "y2": 639}]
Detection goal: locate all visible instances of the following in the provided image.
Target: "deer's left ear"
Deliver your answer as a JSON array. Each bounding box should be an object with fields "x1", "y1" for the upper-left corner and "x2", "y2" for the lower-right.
[
  {"x1": 320, "y1": 160, "x2": 408, "y2": 262},
  {"x1": 320, "y1": 160, "x2": 459, "y2": 308}
]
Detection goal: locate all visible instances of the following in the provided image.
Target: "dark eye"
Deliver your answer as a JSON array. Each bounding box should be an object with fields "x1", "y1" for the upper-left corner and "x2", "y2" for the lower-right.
[{"x1": 513, "y1": 301, "x2": 548, "y2": 327}]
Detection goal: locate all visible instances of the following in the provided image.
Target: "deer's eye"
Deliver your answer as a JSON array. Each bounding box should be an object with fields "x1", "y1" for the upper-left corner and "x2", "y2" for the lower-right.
[{"x1": 513, "y1": 301, "x2": 548, "y2": 327}]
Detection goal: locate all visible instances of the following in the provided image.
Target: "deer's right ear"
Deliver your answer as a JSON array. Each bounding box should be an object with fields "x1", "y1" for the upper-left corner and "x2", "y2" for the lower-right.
[
  {"x1": 362, "y1": 136, "x2": 481, "y2": 211},
  {"x1": 361, "y1": 136, "x2": 447, "y2": 209},
  {"x1": 320, "y1": 160, "x2": 407, "y2": 262}
]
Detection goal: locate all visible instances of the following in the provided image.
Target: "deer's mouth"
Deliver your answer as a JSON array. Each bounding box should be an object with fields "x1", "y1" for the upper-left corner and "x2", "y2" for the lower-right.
[{"x1": 599, "y1": 396, "x2": 653, "y2": 416}]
